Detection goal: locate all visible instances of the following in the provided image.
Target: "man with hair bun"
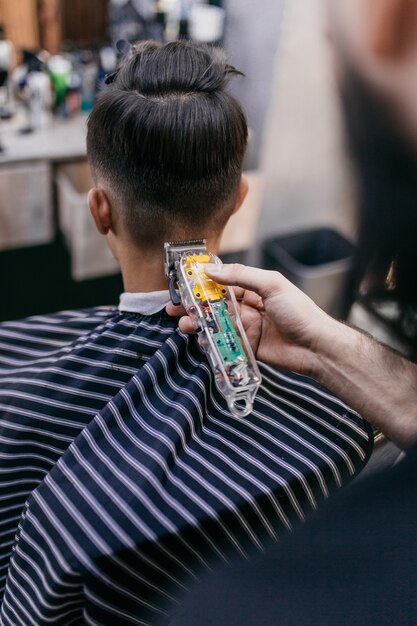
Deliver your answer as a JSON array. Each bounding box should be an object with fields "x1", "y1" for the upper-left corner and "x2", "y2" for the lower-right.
[{"x1": 0, "y1": 41, "x2": 371, "y2": 624}]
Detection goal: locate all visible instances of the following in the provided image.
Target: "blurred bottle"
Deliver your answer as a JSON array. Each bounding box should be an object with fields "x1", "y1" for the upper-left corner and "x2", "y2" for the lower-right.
[
  {"x1": 77, "y1": 50, "x2": 98, "y2": 113},
  {"x1": 0, "y1": 24, "x2": 14, "y2": 119},
  {"x1": 189, "y1": 3, "x2": 225, "y2": 43},
  {"x1": 47, "y1": 55, "x2": 72, "y2": 110},
  {"x1": 27, "y1": 70, "x2": 53, "y2": 129},
  {"x1": 64, "y1": 71, "x2": 82, "y2": 118},
  {"x1": 96, "y1": 46, "x2": 117, "y2": 91},
  {"x1": 165, "y1": 1, "x2": 181, "y2": 41},
  {"x1": 81, "y1": 64, "x2": 97, "y2": 112},
  {"x1": 0, "y1": 28, "x2": 12, "y2": 72},
  {"x1": 150, "y1": 1, "x2": 167, "y2": 42},
  {"x1": 179, "y1": 0, "x2": 193, "y2": 39},
  {"x1": 14, "y1": 51, "x2": 53, "y2": 133},
  {"x1": 109, "y1": 0, "x2": 154, "y2": 45}
]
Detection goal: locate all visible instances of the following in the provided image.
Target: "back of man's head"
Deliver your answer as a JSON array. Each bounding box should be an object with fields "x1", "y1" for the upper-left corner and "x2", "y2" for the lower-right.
[{"x1": 87, "y1": 41, "x2": 247, "y2": 250}]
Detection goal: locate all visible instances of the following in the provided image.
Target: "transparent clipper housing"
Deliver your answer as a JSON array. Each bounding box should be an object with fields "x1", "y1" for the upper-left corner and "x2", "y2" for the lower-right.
[{"x1": 177, "y1": 251, "x2": 261, "y2": 417}]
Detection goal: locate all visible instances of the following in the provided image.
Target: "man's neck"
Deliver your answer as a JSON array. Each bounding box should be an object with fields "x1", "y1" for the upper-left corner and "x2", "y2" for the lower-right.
[
  {"x1": 117, "y1": 237, "x2": 221, "y2": 293},
  {"x1": 120, "y1": 252, "x2": 169, "y2": 293}
]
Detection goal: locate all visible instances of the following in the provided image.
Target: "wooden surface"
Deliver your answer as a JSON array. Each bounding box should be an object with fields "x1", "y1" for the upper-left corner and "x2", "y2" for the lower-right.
[
  {"x1": 62, "y1": 0, "x2": 109, "y2": 47},
  {"x1": 38, "y1": 0, "x2": 62, "y2": 54},
  {"x1": 0, "y1": 0, "x2": 39, "y2": 52}
]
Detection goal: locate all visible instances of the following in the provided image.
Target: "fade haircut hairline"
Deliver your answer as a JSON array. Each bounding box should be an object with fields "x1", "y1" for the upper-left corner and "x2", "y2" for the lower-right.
[{"x1": 87, "y1": 41, "x2": 248, "y2": 249}]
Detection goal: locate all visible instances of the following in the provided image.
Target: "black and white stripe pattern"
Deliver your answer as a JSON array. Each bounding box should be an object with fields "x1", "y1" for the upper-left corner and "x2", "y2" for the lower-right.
[{"x1": 0, "y1": 307, "x2": 373, "y2": 625}]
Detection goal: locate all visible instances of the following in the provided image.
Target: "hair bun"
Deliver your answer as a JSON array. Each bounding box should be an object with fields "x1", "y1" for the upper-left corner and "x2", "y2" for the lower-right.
[{"x1": 114, "y1": 41, "x2": 244, "y2": 96}]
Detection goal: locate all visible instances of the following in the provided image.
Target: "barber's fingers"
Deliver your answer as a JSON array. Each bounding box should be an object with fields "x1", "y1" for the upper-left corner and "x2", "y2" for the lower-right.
[
  {"x1": 178, "y1": 317, "x2": 195, "y2": 334},
  {"x1": 231, "y1": 286, "x2": 245, "y2": 301},
  {"x1": 166, "y1": 302, "x2": 186, "y2": 317},
  {"x1": 205, "y1": 264, "x2": 288, "y2": 300}
]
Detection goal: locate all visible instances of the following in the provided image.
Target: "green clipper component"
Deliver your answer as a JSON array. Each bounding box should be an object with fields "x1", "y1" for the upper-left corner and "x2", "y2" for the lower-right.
[{"x1": 164, "y1": 240, "x2": 262, "y2": 417}]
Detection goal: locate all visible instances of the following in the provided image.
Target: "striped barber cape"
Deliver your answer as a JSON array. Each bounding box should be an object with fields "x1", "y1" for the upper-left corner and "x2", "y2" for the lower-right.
[{"x1": 0, "y1": 306, "x2": 373, "y2": 625}]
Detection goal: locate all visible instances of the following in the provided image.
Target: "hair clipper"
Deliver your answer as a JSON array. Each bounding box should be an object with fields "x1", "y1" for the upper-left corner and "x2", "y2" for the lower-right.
[{"x1": 164, "y1": 240, "x2": 261, "y2": 417}]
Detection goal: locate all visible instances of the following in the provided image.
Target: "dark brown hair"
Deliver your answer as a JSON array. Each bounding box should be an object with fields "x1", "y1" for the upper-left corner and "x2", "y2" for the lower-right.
[{"x1": 87, "y1": 41, "x2": 247, "y2": 248}]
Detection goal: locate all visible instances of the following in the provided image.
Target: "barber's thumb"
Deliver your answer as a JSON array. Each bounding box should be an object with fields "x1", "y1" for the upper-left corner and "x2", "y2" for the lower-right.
[
  {"x1": 206, "y1": 263, "x2": 286, "y2": 298},
  {"x1": 205, "y1": 263, "x2": 259, "y2": 291},
  {"x1": 204, "y1": 263, "x2": 237, "y2": 283},
  {"x1": 204, "y1": 264, "x2": 222, "y2": 277}
]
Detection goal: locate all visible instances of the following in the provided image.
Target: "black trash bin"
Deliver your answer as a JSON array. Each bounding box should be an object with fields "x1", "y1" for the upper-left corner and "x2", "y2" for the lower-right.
[{"x1": 262, "y1": 227, "x2": 356, "y2": 319}]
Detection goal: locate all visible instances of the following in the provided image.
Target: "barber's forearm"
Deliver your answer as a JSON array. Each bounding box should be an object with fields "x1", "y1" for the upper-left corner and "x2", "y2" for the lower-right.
[{"x1": 311, "y1": 320, "x2": 417, "y2": 449}]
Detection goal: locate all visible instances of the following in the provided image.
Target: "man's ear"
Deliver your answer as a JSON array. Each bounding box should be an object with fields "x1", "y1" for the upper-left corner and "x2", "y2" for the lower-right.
[
  {"x1": 88, "y1": 188, "x2": 114, "y2": 236},
  {"x1": 367, "y1": 0, "x2": 413, "y2": 60},
  {"x1": 231, "y1": 175, "x2": 249, "y2": 216}
]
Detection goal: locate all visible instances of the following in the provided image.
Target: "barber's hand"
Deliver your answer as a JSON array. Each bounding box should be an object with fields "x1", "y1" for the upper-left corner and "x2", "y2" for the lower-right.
[{"x1": 166, "y1": 263, "x2": 338, "y2": 377}]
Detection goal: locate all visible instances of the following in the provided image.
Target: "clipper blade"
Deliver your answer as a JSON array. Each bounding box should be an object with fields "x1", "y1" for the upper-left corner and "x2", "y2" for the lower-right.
[{"x1": 164, "y1": 240, "x2": 207, "y2": 278}]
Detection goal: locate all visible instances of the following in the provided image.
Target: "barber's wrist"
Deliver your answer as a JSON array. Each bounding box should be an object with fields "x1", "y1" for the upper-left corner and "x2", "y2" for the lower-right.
[{"x1": 309, "y1": 316, "x2": 358, "y2": 384}]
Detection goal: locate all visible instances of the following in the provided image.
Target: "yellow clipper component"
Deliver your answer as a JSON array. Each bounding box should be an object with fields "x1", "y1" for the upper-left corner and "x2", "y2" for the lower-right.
[{"x1": 184, "y1": 254, "x2": 227, "y2": 302}]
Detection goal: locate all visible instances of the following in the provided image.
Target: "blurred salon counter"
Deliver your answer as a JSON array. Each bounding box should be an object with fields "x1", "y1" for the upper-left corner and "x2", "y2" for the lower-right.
[
  {"x1": 0, "y1": 115, "x2": 88, "y2": 165},
  {"x1": 0, "y1": 115, "x2": 88, "y2": 254}
]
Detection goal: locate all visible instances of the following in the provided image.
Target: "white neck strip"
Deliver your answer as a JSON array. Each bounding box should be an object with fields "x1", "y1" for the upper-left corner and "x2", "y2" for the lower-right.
[{"x1": 118, "y1": 290, "x2": 171, "y2": 315}]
